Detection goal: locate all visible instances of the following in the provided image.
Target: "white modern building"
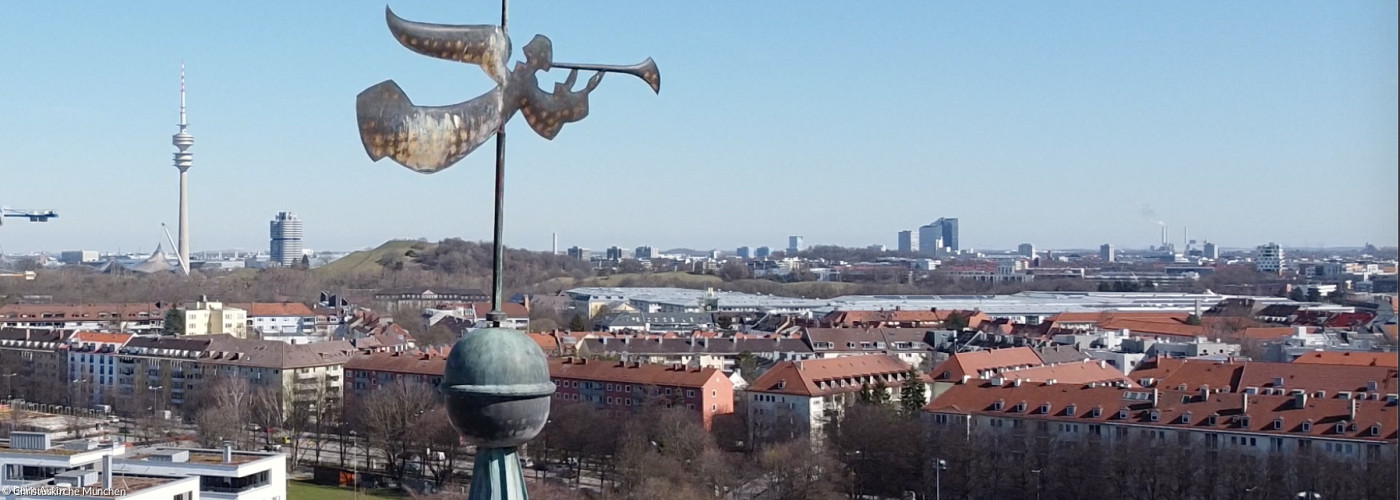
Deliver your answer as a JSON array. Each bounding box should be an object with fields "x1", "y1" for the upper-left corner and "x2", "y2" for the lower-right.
[
  {"x1": 0, "y1": 432, "x2": 286, "y2": 500},
  {"x1": 1256, "y1": 242, "x2": 1284, "y2": 274}
]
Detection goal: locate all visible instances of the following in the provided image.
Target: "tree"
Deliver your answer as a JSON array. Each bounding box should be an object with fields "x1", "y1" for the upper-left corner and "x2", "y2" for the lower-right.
[
  {"x1": 944, "y1": 312, "x2": 970, "y2": 331},
  {"x1": 754, "y1": 439, "x2": 845, "y2": 500},
  {"x1": 1289, "y1": 287, "x2": 1306, "y2": 301},
  {"x1": 299, "y1": 254, "x2": 311, "y2": 269},
  {"x1": 858, "y1": 382, "x2": 891, "y2": 406},
  {"x1": 1184, "y1": 314, "x2": 1203, "y2": 325},
  {"x1": 717, "y1": 261, "x2": 751, "y2": 281},
  {"x1": 354, "y1": 379, "x2": 440, "y2": 480},
  {"x1": 567, "y1": 312, "x2": 589, "y2": 332},
  {"x1": 898, "y1": 368, "x2": 927, "y2": 416},
  {"x1": 162, "y1": 308, "x2": 185, "y2": 336},
  {"x1": 1306, "y1": 288, "x2": 1322, "y2": 302},
  {"x1": 735, "y1": 351, "x2": 760, "y2": 384}
]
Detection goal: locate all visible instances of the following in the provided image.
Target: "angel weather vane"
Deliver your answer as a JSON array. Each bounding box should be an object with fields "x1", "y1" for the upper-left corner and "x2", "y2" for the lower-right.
[{"x1": 354, "y1": 3, "x2": 659, "y2": 498}]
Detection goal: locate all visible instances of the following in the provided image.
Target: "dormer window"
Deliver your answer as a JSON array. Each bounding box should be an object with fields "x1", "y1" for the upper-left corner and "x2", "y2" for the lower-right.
[
  {"x1": 1090, "y1": 406, "x2": 1102, "y2": 418},
  {"x1": 1370, "y1": 424, "x2": 1382, "y2": 437},
  {"x1": 1239, "y1": 416, "x2": 1251, "y2": 428},
  {"x1": 1272, "y1": 418, "x2": 1284, "y2": 430},
  {"x1": 1014, "y1": 401, "x2": 1027, "y2": 413},
  {"x1": 992, "y1": 399, "x2": 1005, "y2": 411},
  {"x1": 1149, "y1": 410, "x2": 1160, "y2": 422},
  {"x1": 1208, "y1": 414, "x2": 1219, "y2": 426},
  {"x1": 1179, "y1": 412, "x2": 1192, "y2": 424},
  {"x1": 1117, "y1": 409, "x2": 1129, "y2": 420},
  {"x1": 1039, "y1": 403, "x2": 1052, "y2": 414},
  {"x1": 1301, "y1": 420, "x2": 1313, "y2": 432},
  {"x1": 1066, "y1": 404, "x2": 1077, "y2": 417},
  {"x1": 1334, "y1": 422, "x2": 1347, "y2": 434}
]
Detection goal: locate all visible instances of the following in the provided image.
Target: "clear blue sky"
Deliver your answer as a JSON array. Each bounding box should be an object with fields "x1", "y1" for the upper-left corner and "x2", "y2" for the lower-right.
[{"x1": 2, "y1": 1, "x2": 1395, "y2": 254}]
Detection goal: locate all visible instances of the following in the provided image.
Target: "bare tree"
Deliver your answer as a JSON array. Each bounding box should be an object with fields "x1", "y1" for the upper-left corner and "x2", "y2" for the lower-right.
[
  {"x1": 753, "y1": 439, "x2": 845, "y2": 500},
  {"x1": 354, "y1": 379, "x2": 440, "y2": 480}
]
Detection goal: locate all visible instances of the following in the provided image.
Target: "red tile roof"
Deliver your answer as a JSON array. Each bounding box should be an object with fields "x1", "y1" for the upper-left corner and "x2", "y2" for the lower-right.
[
  {"x1": 1098, "y1": 318, "x2": 1205, "y2": 338},
  {"x1": 931, "y1": 347, "x2": 1043, "y2": 381},
  {"x1": 1130, "y1": 357, "x2": 1400, "y2": 395},
  {"x1": 70, "y1": 331, "x2": 134, "y2": 345},
  {"x1": 997, "y1": 360, "x2": 1135, "y2": 386},
  {"x1": 748, "y1": 354, "x2": 915, "y2": 397},
  {"x1": 926, "y1": 380, "x2": 1399, "y2": 443},
  {"x1": 527, "y1": 333, "x2": 560, "y2": 354},
  {"x1": 549, "y1": 358, "x2": 726, "y2": 389},
  {"x1": 1129, "y1": 357, "x2": 1242, "y2": 392},
  {"x1": 0, "y1": 303, "x2": 163, "y2": 320},
  {"x1": 1234, "y1": 362, "x2": 1398, "y2": 394},
  {"x1": 1293, "y1": 351, "x2": 1400, "y2": 369},
  {"x1": 346, "y1": 349, "x2": 450, "y2": 376}
]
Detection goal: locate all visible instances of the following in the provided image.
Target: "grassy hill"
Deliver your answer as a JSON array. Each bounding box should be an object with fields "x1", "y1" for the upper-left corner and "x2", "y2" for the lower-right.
[{"x1": 314, "y1": 240, "x2": 429, "y2": 277}]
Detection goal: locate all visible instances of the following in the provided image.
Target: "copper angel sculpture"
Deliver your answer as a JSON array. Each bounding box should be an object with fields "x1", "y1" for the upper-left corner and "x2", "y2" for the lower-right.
[{"x1": 356, "y1": 7, "x2": 660, "y2": 173}]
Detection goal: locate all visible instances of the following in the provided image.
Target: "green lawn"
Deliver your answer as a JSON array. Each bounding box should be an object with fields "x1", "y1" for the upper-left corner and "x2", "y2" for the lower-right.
[{"x1": 286, "y1": 481, "x2": 405, "y2": 500}]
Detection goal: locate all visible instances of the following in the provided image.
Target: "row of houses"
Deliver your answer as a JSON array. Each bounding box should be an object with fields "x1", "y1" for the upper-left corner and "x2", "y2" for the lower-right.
[{"x1": 0, "y1": 301, "x2": 328, "y2": 340}]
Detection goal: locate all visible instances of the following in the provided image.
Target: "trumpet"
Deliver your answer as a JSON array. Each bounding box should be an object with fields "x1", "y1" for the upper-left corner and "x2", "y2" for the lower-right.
[{"x1": 551, "y1": 58, "x2": 661, "y2": 94}]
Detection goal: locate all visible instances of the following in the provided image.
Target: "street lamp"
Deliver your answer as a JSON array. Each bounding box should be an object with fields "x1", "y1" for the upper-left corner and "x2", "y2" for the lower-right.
[
  {"x1": 1030, "y1": 468, "x2": 1043, "y2": 500},
  {"x1": 1297, "y1": 492, "x2": 1321, "y2": 499},
  {"x1": 348, "y1": 430, "x2": 359, "y2": 500},
  {"x1": 933, "y1": 458, "x2": 948, "y2": 500}
]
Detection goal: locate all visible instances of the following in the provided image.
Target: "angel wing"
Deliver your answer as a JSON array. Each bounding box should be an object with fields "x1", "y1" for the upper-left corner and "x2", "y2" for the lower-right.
[
  {"x1": 356, "y1": 80, "x2": 505, "y2": 173},
  {"x1": 385, "y1": 7, "x2": 511, "y2": 86}
]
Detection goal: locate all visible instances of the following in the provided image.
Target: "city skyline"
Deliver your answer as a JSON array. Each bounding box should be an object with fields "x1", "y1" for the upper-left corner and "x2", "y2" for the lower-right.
[{"x1": 1, "y1": 1, "x2": 1396, "y2": 254}]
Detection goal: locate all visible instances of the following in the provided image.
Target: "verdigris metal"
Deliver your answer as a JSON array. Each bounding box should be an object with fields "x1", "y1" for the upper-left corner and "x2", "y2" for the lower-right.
[{"x1": 440, "y1": 327, "x2": 554, "y2": 449}]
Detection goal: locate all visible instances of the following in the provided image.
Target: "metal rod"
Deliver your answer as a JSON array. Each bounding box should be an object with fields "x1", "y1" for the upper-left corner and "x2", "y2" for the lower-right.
[
  {"x1": 488, "y1": 130, "x2": 506, "y2": 327},
  {"x1": 486, "y1": 0, "x2": 508, "y2": 328}
]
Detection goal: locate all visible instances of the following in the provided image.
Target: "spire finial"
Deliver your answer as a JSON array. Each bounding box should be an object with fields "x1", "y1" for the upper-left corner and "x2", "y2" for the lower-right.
[{"x1": 179, "y1": 62, "x2": 187, "y2": 128}]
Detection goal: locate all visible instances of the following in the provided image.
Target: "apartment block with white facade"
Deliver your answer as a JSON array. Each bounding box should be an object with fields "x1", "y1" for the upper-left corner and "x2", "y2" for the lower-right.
[{"x1": 182, "y1": 300, "x2": 247, "y2": 338}]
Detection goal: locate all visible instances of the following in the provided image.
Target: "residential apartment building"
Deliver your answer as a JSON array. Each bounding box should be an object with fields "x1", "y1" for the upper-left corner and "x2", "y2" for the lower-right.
[
  {"x1": 423, "y1": 302, "x2": 530, "y2": 334},
  {"x1": 0, "y1": 304, "x2": 164, "y2": 334},
  {"x1": 82, "y1": 335, "x2": 354, "y2": 419},
  {"x1": 0, "y1": 329, "x2": 71, "y2": 404},
  {"x1": 182, "y1": 299, "x2": 247, "y2": 338},
  {"x1": 746, "y1": 354, "x2": 925, "y2": 444},
  {"x1": 577, "y1": 336, "x2": 817, "y2": 373},
  {"x1": 230, "y1": 302, "x2": 318, "y2": 344},
  {"x1": 65, "y1": 332, "x2": 134, "y2": 406},
  {"x1": 0, "y1": 432, "x2": 286, "y2": 500},
  {"x1": 373, "y1": 288, "x2": 489, "y2": 313},
  {"x1": 344, "y1": 348, "x2": 449, "y2": 406},
  {"x1": 925, "y1": 378, "x2": 1397, "y2": 461},
  {"x1": 803, "y1": 328, "x2": 939, "y2": 370},
  {"x1": 549, "y1": 358, "x2": 735, "y2": 430}
]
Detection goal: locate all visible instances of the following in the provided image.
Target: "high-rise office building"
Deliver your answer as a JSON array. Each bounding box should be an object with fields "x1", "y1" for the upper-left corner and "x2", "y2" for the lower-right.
[
  {"x1": 788, "y1": 236, "x2": 804, "y2": 254},
  {"x1": 1255, "y1": 243, "x2": 1284, "y2": 274},
  {"x1": 1100, "y1": 244, "x2": 1115, "y2": 263},
  {"x1": 634, "y1": 246, "x2": 653, "y2": 260},
  {"x1": 1018, "y1": 243, "x2": 1035, "y2": 257},
  {"x1": 606, "y1": 246, "x2": 624, "y2": 261},
  {"x1": 897, "y1": 230, "x2": 917, "y2": 253},
  {"x1": 1202, "y1": 242, "x2": 1218, "y2": 260},
  {"x1": 736, "y1": 246, "x2": 751, "y2": 259},
  {"x1": 269, "y1": 212, "x2": 303, "y2": 266},
  {"x1": 567, "y1": 246, "x2": 590, "y2": 261},
  {"x1": 918, "y1": 218, "x2": 959, "y2": 255},
  {"x1": 755, "y1": 246, "x2": 771, "y2": 259}
]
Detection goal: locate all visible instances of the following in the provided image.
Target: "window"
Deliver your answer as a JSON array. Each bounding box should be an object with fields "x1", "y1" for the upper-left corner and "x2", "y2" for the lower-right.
[
  {"x1": 686, "y1": 390, "x2": 695, "y2": 398},
  {"x1": 1149, "y1": 411, "x2": 1160, "y2": 422},
  {"x1": 606, "y1": 383, "x2": 613, "y2": 391},
  {"x1": 1301, "y1": 421, "x2": 1313, "y2": 432},
  {"x1": 1065, "y1": 404, "x2": 1076, "y2": 416},
  {"x1": 1271, "y1": 438, "x2": 1284, "y2": 451},
  {"x1": 1117, "y1": 409, "x2": 1129, "y2": 420},
  {"x1": 1272, "y1": 418, "x2": 1283, "y2": 430},
  {"x1": 934, "y1": 414, "x2": 950, "y2": 425}
]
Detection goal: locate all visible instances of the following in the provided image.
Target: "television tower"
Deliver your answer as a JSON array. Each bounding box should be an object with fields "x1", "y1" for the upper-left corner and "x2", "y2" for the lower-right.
[{"x1": 171, "y1": 63, "x2": 194, "y2": 275}]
